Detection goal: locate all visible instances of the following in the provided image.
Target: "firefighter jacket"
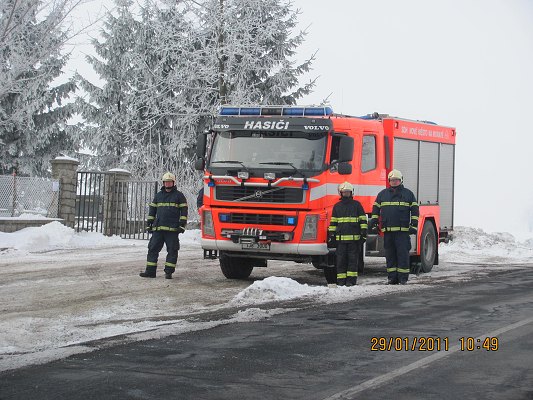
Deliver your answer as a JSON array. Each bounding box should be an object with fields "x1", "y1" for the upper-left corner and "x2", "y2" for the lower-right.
[
  {"x1": 371, "y1": 184, "x2": 419, "y2": 233},
  {"x1": 328, "y1": 197, "x2": 368, "y2": 242},
  {"x1": 147, "y1": 186, "x2": 188, "y2": 233}
]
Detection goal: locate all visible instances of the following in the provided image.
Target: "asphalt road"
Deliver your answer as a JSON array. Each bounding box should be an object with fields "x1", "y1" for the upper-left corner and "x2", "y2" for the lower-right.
[{"x1": 1, "y1": 267, "x2": 532, "y2": 400}]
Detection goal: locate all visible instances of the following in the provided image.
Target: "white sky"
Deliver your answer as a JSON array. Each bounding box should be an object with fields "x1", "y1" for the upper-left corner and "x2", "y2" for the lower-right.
[
  {"x1": 291, "y1": 0, "x2": 533, "y2": 233},
  {"x1": 65, "y1": 0, "x2": 533, "y2": 233}
]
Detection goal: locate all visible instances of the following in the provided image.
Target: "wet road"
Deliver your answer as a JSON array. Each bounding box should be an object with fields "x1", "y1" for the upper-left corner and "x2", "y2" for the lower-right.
[{"x1": 1, "y1": 267, "x2": 532, "y2": 400}]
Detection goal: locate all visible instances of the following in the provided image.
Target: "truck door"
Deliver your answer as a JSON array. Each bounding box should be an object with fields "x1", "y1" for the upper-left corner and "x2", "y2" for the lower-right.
[{"x1": 358, "y1": 132, "x2": 382, "y2": 212}]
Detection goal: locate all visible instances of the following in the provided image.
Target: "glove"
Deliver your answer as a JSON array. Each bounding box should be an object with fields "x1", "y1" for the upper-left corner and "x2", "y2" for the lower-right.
[
  {"x1": 327, "y1": 232, "x2": 337, "y2": 248},
  {"x1": 145, "y1": 223, "x2": 153, "y2": 233},
  {"x1": 361, "y1": 229, "x2": 367, "y2": 242},
  {"x1": 409, "y1": 226, "x2": 417, "y2": 235},
  {"x1": 368, "y1": 220, "x2": 378, "y2": 234}
]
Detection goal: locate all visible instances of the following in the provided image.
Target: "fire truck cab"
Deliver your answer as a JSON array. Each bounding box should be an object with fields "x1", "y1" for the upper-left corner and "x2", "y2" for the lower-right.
[{"x1": 195, "y1": 106, "x2": 456, "y2": 280}]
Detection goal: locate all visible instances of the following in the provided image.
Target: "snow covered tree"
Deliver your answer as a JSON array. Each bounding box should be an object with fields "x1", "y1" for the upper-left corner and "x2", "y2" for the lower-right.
[
  {"x1": 0, "y1": 0, "x2": 80, "y2": 176},
  {"x1": 74, "y1": 0, "x2": 143, "y2": 172},
  {"x1": 192, "y1": 0, "x2": 316, "y2": 105},
  {"x1": 142, "y1": 0, "x2": 316, "y2": 181},
  {"x1": 75, "y1": 0, "x2": 316, "y2": 185}
]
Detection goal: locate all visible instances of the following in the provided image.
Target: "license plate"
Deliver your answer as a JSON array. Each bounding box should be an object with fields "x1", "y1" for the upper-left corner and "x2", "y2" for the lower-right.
[{"x1": 241, "y1": 242, "x2": 271, "y2": 251}]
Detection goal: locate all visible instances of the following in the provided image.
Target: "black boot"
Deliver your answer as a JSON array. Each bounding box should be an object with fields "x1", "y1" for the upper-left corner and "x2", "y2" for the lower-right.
[
  {"x1": 165, "y1": 272, "x2": 173, "y2": 279},
  {"x1": 337, "y1": 278, "x2": 346, "y2": 286},
  {"x1": 140, "y1": 266, "x2": 156, "y2": 278},
  {"x1": 346, "y1": 277, "x2": 357, "y2": 287}
]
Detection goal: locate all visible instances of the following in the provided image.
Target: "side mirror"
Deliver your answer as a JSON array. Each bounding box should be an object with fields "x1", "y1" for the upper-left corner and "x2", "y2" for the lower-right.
[
  {"x1": 196, "y1": 133, "x2": 207, "y2": 159},
  {"x1": 194, "y1": 158, "x2": 205, "y2": 171},
  {"x1": 338, "y1": 136, "x2": 354, "y2": 162},
  {"x1": 338, "y1": 162, "x2": 352, "y2": 175}
]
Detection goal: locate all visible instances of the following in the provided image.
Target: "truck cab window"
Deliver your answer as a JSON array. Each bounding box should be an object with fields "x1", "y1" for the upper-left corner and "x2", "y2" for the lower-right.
[
  {"x1": 362, "y1": 135, "x2": 376, "y2": 172},
  {"x1": 329, "y1": 136, "x2": 341, "y2": 172}
]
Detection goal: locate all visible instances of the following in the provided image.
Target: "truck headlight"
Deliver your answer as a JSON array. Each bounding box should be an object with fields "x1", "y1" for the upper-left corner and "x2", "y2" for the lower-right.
[
  {"x1": 301, "y1": 215, "x2": 318, "y2": 241},
  {"x1": 203, "y1": 210, "x2": 215, "y2": 237}
]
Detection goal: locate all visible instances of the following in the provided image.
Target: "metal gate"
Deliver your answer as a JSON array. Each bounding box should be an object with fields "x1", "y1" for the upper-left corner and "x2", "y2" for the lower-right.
[{"x1": 75, "y1": 171, "x2": 158, "y2": 239}]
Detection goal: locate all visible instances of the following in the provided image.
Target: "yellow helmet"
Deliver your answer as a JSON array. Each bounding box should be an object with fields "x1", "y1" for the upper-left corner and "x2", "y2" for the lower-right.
[
  {"x1": 162, "y1": 172, "x2": 176, "y2": 182},
  {"x1": 338, "y1": 181, "x2": 354, "y2": 193},
  {"x1": 388, "y1": 169, "x2": 403, "y2": 182}
]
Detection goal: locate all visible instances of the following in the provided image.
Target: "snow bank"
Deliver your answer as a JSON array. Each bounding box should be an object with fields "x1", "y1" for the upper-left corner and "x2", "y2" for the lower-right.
[
  {"x1": 0, "y1": 222, "x2": 202, "y2": 253},
  {"x1": 0, "y1": 221, "x2": 131, "y2": 252},
  {"x1": 439, "y1": 226, "x2": 533, "y2": 263},
  {"x1": 230, "y1": 276, "x2": 425, "y2": 307}
]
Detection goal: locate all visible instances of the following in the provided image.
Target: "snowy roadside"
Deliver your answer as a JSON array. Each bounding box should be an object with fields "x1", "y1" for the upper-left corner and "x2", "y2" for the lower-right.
[{"x1": 0, "y1": 222, "x2": 532, "y2": 371}]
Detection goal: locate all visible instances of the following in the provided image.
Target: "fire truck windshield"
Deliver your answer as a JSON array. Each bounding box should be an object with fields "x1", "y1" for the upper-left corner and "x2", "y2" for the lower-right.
[{"x1": 209, "y1": 131, "x2": 327, "y2": 173}]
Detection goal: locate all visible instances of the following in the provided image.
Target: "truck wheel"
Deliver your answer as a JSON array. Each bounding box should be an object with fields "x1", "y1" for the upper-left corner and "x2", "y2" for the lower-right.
[
  {"x1": 419, "y1": 222, "x2": 437, "y2": 273},
  {"x1": 219, "y1": 253, "x2": 253, "y2": 279}
]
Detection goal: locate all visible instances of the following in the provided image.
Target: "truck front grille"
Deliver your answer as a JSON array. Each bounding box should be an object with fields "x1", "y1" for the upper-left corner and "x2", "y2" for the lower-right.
[
  {"x1": 215, "y1": 186, "x2": 304, "y2": 203},
  {"x1": 228, "y1": 213, "x2": 288, "y2": 225}
]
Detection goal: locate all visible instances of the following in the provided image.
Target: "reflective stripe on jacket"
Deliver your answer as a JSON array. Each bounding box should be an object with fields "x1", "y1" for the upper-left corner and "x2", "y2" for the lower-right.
[
  {"x1": 328, "y1": 197, "x2": 368, "y2": 242},
  {"x1": 371, "y1": 185, "x2": 418, "y2": 232},
  {"x1": 148, "y1": 186, "x2": 188, "y2": 233}
]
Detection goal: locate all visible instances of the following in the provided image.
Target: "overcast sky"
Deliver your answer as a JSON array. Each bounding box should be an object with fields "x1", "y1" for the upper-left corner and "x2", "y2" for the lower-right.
[
  {"x1": 68, "y1": 0, "x2": 533, "y2": 233},
  {"x1": 289, "y1": 0, "x2": 533, "y2": 233}
]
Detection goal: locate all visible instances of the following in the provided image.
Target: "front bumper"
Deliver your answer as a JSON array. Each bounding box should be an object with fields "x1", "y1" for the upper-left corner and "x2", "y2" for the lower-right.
[{"x1": 201, "y1": 238, "x2": 328, "y2": 255}]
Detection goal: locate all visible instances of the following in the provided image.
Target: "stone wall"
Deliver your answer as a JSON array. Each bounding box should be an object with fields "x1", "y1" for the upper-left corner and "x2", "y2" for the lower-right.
[
  {"x1": 0, "y1": 218, "x2": 64, "y2": 233},
  {"x1": 51, "y1": 158, "x2": 80, "y2": 228}
]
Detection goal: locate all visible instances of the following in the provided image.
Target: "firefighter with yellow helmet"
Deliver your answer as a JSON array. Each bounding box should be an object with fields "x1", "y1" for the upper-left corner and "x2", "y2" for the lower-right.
[
  {"x1": 140, "y1": 172, "x2": 188, "y2": 279},
  {"x1": 327, "y1": 182, "x2": 368, "y2": 286},
  {"x1": 370, "y1": 169, "x2": 419, "y2": 285}
]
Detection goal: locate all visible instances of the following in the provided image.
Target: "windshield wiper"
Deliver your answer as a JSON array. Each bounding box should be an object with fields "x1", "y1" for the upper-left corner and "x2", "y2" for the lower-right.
[
  {"x1": 211, "y1": 160, "x2": 250, "y2": 172},
  {"x1": 259, "y1": 162, "x2": 305, "y2": 177}
]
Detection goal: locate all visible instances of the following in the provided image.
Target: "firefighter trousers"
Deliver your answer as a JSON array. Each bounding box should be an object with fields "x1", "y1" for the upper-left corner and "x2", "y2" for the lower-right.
[
  {"x1": 147, "y1": 231, "x2": 180, "y2": 274},
  {"x1": 384, "y1": 231, "x2": 411, "y2": 284},
  {"x1": 336, "y1": 242, "x2": 360, "y2": 284}
]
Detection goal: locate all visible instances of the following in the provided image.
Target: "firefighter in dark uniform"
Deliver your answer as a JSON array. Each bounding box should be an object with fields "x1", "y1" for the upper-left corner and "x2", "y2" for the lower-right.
[
  {"x1": 328, "y1": 182, "x2": 368, "y2": 286},
  {"x1": 140, "y1": 172, "x2": 188, "y2": 279},
  {"x1": 370, "y1": 169, "x2": 419, "y2": 285}
]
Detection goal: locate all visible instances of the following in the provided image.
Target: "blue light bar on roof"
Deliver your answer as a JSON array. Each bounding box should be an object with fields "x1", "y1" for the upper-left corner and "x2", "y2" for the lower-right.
[
  {"x1": 282, "y1": 107, "x2": 305, "y2": 116},
  {"x1": 219, "y1": 106, "x2": 333, "y2": 117},
  {"x1": 240, "y1": 107, "x2": 261, "y2": 115},
  {"x1": 220, "y1": 107, "x2": 241, "y2": 115},
  {"x1": 305, "y1": 107, "x2": 333, "y2": 116}
]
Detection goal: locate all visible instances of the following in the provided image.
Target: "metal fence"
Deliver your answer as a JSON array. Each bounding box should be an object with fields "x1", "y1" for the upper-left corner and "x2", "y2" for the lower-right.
[
  {"x1": 75, "y1": 171, "x2": 158, "y2": 239},
  {"x1": 113, "y1": 179, "x2": 159, "y2": 239},
  {"x1": 0, "y1": 175, "x2": 60, "y2": 218},
  {"x1": 75, "y1": 171, "x2": 108, "y2": 234}
]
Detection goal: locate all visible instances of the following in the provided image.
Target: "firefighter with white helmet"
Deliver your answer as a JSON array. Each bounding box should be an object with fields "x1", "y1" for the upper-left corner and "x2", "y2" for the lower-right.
[
  {"x1": 327, "y1": 181, "x2": 368, "y2": 286},
  {"x1": 369, "y1": 169, "x2": 419, "y2": 284},
  {"x1": 140, "y1": 172, "x2": 188, "y2": 279}
]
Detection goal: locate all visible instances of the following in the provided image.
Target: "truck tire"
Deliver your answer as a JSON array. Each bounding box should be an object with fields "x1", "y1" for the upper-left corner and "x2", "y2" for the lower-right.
[
  {"x1": 219, "y1": 253, "x2": 253, "y2": 279},
  {"x1": 419, "y1": 222, "x2": 437, "y2": 273}
]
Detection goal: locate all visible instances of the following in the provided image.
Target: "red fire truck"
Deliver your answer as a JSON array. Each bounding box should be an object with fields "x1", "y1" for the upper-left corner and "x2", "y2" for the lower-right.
[{"x1": 195, "y1": 106, "x2": 456, "y2": 281}]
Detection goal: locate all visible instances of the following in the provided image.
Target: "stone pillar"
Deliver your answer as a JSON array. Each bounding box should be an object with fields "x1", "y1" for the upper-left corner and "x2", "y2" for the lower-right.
[
  {"x1": 103, "y1": 169, "x2": 131, "y2": 236},
  {"x1": 51, "y1": 157, "x2": 80, "y2": 228}
]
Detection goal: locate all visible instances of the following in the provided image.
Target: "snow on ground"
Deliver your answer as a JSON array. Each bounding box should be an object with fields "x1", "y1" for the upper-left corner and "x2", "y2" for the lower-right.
[{"x1": 0, "y1": 222, "x2": 532, "y2": 371}]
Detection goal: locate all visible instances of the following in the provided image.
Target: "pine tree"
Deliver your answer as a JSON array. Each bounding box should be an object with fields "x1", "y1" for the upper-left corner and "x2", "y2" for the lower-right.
[
  {"x1": 145, "y1": 0, "x2": 316, "y2": 182},
  {"x1": 75, "y1": 0, "x2": 316, "y2": 185},
  {"x1": 0, "y1": 0, "x2": 78, "y2": 176},
  {"x1": 193, "y1": 0, "x2": 316, "y2": 105},
  {"x1": 74, "y1": 0, "x2": 142, "y2": 172}
]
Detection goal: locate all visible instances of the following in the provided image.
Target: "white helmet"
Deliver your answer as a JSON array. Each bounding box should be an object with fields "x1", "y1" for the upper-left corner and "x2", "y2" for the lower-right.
[
  {"x1": 388, "y1": 169, "x2": 403, "y2": 182},
  {"x1": 162, "y1": 172, "x2": 176, "y2": 182},
  {"x1": 338, "y1": 181, "x2": 354, "y2": 194}
]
